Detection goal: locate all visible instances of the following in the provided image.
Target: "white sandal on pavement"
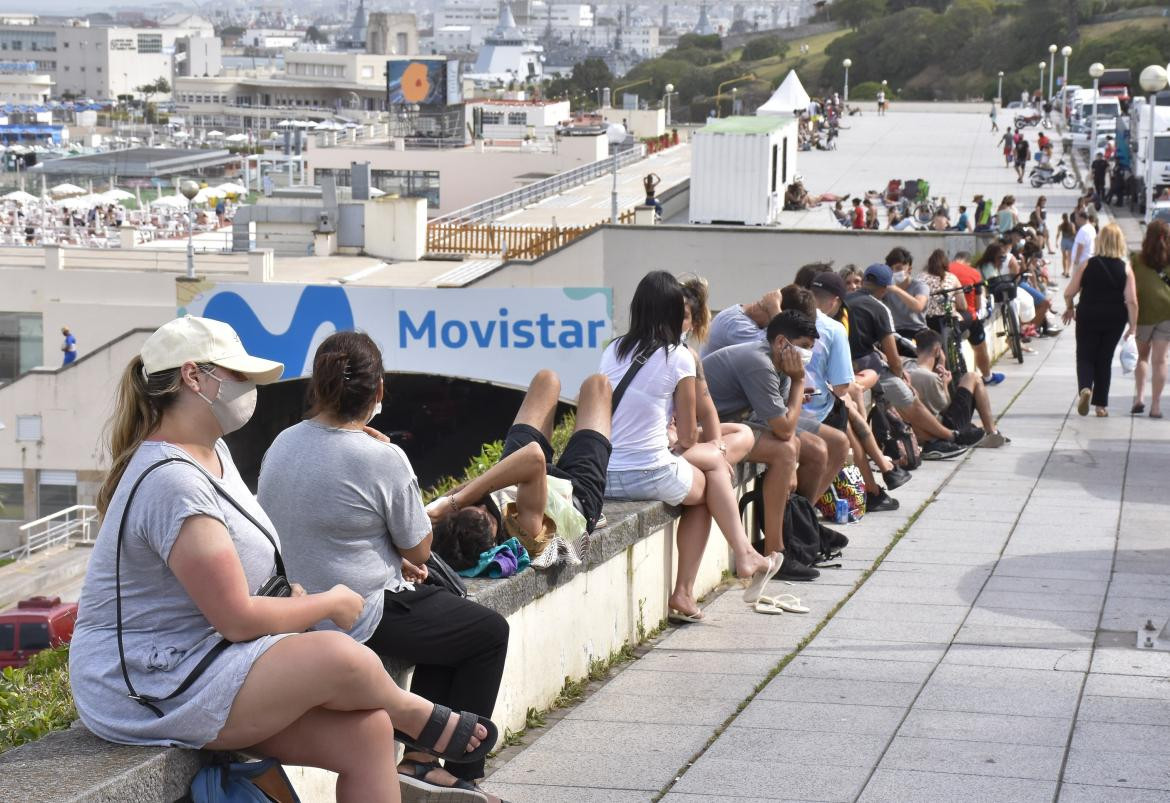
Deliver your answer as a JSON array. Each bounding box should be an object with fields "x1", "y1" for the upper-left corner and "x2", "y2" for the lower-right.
[{"x1": 752, "y1": 594, "x2": 810, "y2": 614}]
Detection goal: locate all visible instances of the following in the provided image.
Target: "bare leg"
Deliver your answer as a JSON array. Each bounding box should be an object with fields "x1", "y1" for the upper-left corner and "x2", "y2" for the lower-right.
[
  {"x1": 206, "y1": 631, "x2": 485, "y2": 756},
  {"x1": 845, "y1": 426, "x2": 880, "y2": 493},
  {"x1": 812, "y1": 425, "x2": 849, "y2": 496},
  {"x1": 844, "y1": 395, "x2": 894, "y2": 474},
  {"x1": 795, "y1": 431, "x2": 827, "y2": 499},
  {"x1": 681, "y1": 444, "x2": 769, "y2": 578},
  {"x1": 720, "y1": 422, "x2": 755, "y2": 463},
  {"x1": 973, "y1": 339, "x2": 992, "y2": 379},
  {"x1": 1134, "y1": 339, "x2": 1151, "y2": 410},
  {"x1": 745, "y1": 433, "x2": 799, "y2": 555},
  {"x1": 513, "y1": 369, "x2": 560, "y2": 438},
  {"x1": 669, "y1": 503, "x2": 712, "y2": 617},
  {"x1": 574, "y1": 373, "x2": 612, "y2": 438},
  {"x1": 899, "y1": 399, "x2": 955, "y2": 442},
  {"x1": 1151, "y1": 340, "x2": 1169, "y2": 417}
]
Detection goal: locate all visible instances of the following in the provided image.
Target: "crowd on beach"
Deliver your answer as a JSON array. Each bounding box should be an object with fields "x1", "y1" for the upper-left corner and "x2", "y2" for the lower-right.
[{"x1": 58, "y1": 205, "x2": 1170, "y2": 801}]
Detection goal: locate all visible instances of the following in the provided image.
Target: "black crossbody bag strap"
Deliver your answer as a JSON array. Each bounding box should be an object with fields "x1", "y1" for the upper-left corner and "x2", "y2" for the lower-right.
[
  {"x1": 115, "y1": 457, "x2": 285, "y2": 718},
  {"x1": 610, "y1": 345, "x2": 658, "y2": 413}
]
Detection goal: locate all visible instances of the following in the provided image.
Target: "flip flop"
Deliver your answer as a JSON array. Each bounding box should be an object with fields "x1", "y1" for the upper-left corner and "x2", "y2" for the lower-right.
[
  {"x1": 742, "y1": 552, "x2": 782, "y2": 604},
  {"x1": 755, "y1": 594, "x2": 810, "y2": 614},
  {"x1": 668, "y1": 610, "x2": 705, "y2": 624},
  {"x1": 394, "y1": 704, "x2": 498, "y2": 765},
  {"x1": 752, "y1": 597, "x2": 785, "y2": 615},
  {"x1": 399, "y1": 760, "x2": 488, "y2": 802}
]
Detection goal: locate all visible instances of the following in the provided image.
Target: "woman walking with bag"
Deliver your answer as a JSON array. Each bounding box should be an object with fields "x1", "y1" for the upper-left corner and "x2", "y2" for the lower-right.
[
  {"x1": 259, "y1": 331, "x2": 509, "y2": 802},
  {"x1": 69, "y1": 317, "x2": 495, "y2": 803},
  {"x1": 1132, "y1": 220, "x2": 1170, "y2": 418},
  {"x1": 1063, "y1": 223, "x2": 1139, "y2": 417},
  {"x1": 601, "y1": 271, "x2": 779, "y2": 622}
]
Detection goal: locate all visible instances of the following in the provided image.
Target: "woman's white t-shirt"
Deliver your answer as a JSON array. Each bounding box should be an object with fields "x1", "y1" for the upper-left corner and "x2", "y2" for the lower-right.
[{"x1": 599, "y1": 339, "x2": 696, "y2": 472}]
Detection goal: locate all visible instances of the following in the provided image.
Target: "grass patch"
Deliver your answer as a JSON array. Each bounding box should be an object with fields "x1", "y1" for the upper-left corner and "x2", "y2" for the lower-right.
[
  {"x1": 0, "y1": 557, "x2": 14, "y2": 569},
  {"x1": 0, "y1": 646, "x2": 74, "y2": 754}
]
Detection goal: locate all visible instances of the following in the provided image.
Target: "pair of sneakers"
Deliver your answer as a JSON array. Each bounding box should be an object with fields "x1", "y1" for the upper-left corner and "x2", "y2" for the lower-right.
[{"x1": 921, "y1": 428, "x2": 980, "y2": 460}]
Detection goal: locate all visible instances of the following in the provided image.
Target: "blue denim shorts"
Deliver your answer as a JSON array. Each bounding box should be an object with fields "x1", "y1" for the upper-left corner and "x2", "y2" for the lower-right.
[
  {"x1": 1019, "y1": 279, "x2": 1046, "y2": 305},
  {"x1": 605, "y1": 455, "x2": 694, "y2": 506}
]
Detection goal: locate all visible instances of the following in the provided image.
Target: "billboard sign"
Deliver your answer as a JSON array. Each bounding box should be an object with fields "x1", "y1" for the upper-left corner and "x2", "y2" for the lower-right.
[
  {"x1": 387, "y1": 58, "x2": 448, "y2": 107},
  {"x1": 178, "y1": 283, "x2": 613, "y2": 395}
]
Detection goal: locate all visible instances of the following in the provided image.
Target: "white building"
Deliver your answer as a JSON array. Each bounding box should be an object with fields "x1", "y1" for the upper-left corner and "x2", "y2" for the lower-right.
[
  {"x1": 0, "y1": 65, "x2": 51, "y2": 103},
  {"x1": 0, "y1": 16, "x2": 219, "y2": 99},
  {"x1": 421, "y1": 25, "x2": 474, "y2": 54},
  {"x1": 578, "y1": 24, "x2": 661, "y2": 58},
  {"x1": 434, "y1": 0, "x2": 501, "y2": 48},
  {"x1": 466, "y1": 5, "x2": 543, "y2": 86},
  {"x1": 469, "y1": 98, "x2": 568, "y2": 140},
  {"x1": 242, "y1": 29, "x2": 304, "y2": 50}
]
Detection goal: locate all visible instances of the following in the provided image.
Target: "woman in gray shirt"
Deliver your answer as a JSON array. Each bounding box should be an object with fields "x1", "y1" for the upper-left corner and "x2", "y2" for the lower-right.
[
  {"x1": 259, "y1": 331, "x2": 509, "y2": 802},
  {"x1": 69, "y1": 316, "x2": 495, "y2": 803}
]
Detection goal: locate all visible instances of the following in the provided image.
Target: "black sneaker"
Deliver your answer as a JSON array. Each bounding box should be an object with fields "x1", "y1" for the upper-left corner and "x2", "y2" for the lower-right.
[
  {"x1": 865, "y1": 488, "x2": 900, "y2": 512},
  {"x1": 921, "y1": 439, "x2": 969, "y2": 460},
  {"x1": 955, "y1": 426, "x2": 985, "y2": 446},
  {"x1": 776, "y1": 553, "x2": 820, "y2": 582},
  {"x1": 882, "y1": 465, "x2": 912, "y2": 490}
]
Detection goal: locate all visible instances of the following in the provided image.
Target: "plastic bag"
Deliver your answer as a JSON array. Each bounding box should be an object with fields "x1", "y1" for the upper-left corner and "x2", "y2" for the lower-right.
[
  {"x1": 1013, "y1": 286, "x2": 1036, "y2": 324},
  {"x1": 1119, "y1": 336, "x2": 1137, "y2": 374}
]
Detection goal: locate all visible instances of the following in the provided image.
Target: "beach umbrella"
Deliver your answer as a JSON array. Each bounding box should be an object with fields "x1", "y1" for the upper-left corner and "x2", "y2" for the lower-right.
[
  {"x1": 224, "y1": 133, "x2": 248, "y2": 143},
  {"x1": 2, "y1": 190, "x2": 38, "y2": 204},
  {"x1": 215, "y1": 182, "x2": 247, "y2": 195},
  {"x1": 50, "y1": 182, "x2": 86, "y2": 197},
  {"x1": 101, "y1": 188, "x2": 134, "y2": 201},
  {"x1": 206, "y1": 130, "x2": 225, "y2": 138},
  {"x1": 151, "y1": 195, "x2": 187, "y2": 208},
  {"x1": 275, "y1": 119, "x2": 294, "y2": 128}
]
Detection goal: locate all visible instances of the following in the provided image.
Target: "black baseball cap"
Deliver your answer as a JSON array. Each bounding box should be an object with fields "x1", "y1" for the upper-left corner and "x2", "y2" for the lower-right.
[{"x1": 810, "y1": 271, "x2": 848, "y2": 300}]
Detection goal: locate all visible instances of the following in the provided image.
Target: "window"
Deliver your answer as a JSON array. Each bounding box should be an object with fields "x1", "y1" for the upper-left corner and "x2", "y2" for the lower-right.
[
  {"x1": 16, "y1": 416, "x2": 41, "y2": 442},
  {"x1": 0, "y1": 624, "x2": 13, "y2": 652},
  {"x1": 137, "y1": 34, "x2": 163, "y2": 54},
  {"x1": 19, "y1": 622, "x2": 50, "y2": 651},
  {"x1": 507, "y1": 112, "x2": 527, "y2": 125},
  {"x1": 481, "y1": 111, "x2": 503, "y2": 125},
  {"x1": 0, "y1": 312, "x2": 42, "y2": 383},
  {"x1": 38, "y1": 471, "x2": 76, "y2": 518},
  {"x1": 0, "y1": 469, "x2": 23, "y2": 521},
  {"x1": 361, "y1": 65, "x2": 374, "y2": 79}
]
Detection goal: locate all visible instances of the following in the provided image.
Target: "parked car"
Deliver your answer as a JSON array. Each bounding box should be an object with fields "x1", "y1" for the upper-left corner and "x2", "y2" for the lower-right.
[{"x1": 0, "y1": 596, "x2": 79, "y2": 669}]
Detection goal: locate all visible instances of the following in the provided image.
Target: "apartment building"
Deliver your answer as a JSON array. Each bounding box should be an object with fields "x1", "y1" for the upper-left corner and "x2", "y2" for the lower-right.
[{"x1": 0, "y1": 16, "x2": 218, "y2": 99}]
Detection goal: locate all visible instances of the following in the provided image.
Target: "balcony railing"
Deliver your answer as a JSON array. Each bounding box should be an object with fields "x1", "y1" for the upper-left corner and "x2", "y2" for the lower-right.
[{"x1": 0, "y1": 505, "x2": 99, "y2": 563}]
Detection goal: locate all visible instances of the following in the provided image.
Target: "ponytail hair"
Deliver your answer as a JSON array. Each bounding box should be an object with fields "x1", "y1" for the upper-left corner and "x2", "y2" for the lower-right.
[
  {"x1": 97, "y1": 356, "x2": 184, "y2": 514},
  {"x1": 306, "y1": 331, "x2": 384, "y2": 422}
]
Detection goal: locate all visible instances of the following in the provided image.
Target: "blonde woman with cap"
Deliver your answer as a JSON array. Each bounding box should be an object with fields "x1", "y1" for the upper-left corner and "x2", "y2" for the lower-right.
[{"x1": 69, "y1": 316, "x2": 496, "y2": 803}]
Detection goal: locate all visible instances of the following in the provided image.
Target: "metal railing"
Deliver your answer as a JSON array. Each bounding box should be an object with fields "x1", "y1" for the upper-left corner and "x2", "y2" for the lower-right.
[
  {"x1": 427, "y1": 207, "x2": 639, "y2": 260},
  {"x1": 430, "y1": 145, "x2": 647, "y2": 226},
  {"x1": 0, "y1": 505, "x2": 99, "y2": 563}
]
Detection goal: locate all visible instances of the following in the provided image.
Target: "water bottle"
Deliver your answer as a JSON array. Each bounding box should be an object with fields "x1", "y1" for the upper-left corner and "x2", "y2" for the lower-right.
[{"x1": 834, "y1": 498, "x2": 850, "y2": 525}]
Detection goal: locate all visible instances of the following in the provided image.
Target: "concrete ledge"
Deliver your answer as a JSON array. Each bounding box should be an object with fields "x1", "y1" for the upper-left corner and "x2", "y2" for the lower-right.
[{"x1": 0, "y1": 484, "x2": 744, "y2": 803}]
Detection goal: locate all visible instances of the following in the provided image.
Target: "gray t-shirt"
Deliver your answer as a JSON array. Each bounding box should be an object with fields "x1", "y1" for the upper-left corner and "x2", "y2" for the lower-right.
[
  {"x1": 883, "y1": 278, "x2": 928, "y2": 332},
  {"x1": 702, "y1": 340, "x2": 791, "y2": 428},
  {"x1": 258, "y1": 420, "x2": 430, "y2": 643},
  {"x1": 700, "y1": 304, "x2": 765, "y2": 358},
  {"x1": 69, "y1": 440, "x2": 290, "y2": 749}
]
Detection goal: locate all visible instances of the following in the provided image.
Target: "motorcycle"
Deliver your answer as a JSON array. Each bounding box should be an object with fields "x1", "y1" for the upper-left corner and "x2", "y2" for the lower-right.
[
  {"x1": 1028, "y1": 158, "x2": 1079, "y2": 189},
  {"x1": 1014, "y1": 110, "x2": 1054, "y2": 130}
]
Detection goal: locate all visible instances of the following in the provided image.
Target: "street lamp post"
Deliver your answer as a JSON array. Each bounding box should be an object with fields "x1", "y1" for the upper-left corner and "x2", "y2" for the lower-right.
[
  {"x1": 997, "y1": 71, "x2": 1004, "y2": 105},
  {"x1": 179, "y1": 179, "x2": 199, "y2": 279},
  {"x1": 664, "y1": 82, "x2": 674, "y2": 127},
  {"x1": 1048, "y1": 44, "x2": 1057, "y2": 102},
  {"x1": 842, "y1": 58, "x2": 852, "y2": 103},
  {"x1": 1061, "y1": 46, "x2": 1072, "y2": 119},
  {"x1": 1140, "y1": 64, "x2": 1169, "y2": 221},
  {"x1": 1089, "y1": 62, "x2": 1105, "y2": 160},
  {"x1": 1038, "y1": 62, "x2": 1046, "y2": 105}
]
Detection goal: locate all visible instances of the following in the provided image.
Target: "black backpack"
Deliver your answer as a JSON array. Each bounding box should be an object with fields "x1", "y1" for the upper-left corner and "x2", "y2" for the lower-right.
[
  {"x1": 738, "y1": 473, "x2": 848, "y2": 567},
  {"x1": 869, "y1": 398, "x2": 922, "y2": 471}
]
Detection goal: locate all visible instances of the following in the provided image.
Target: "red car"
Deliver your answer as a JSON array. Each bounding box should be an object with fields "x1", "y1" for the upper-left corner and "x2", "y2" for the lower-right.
[{"x1": 0, "y1": 596, "x2": 79, "y2": 669}]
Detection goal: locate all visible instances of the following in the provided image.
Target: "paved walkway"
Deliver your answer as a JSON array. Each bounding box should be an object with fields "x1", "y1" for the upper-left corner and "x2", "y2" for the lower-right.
[{"x1": 483, "y1": 306, "x2": 1170, "y2": 800}]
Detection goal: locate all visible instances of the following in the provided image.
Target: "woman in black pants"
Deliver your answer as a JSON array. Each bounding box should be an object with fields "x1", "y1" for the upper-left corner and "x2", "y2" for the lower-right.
[
  {"x1": 1063, "y1": 223, "x2": 1139, "y2": 417},
  {"x1": 259, "y1": 332, "x2": 508, "y2": 802}
]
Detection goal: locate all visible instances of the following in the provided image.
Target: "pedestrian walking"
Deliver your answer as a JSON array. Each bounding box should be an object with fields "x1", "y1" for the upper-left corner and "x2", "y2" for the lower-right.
[
  {"x1": 1063, "y1": 224, "x2": 1138, "y2": 417},
  {"x1": 989, "y1": 101, "x2": 999, "y2": 132},
  {"x1": 1014, "y1": 136, "x2": 1031, "y2": 184},
  {"x1": 1091, "y1": 151, "x2": 1109, "y2": 201},
  {"x1": 999, "y1": 131, "x2": 1014, "y2": 167},
  {"x1": 1131, "y1": 220, "x2": 1170, "y2": 418}
]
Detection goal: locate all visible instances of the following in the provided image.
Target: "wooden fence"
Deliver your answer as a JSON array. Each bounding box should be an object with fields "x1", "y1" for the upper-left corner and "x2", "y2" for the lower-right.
[{"x1": 427, "y1": 208, "x2": 638, "y2": 260}]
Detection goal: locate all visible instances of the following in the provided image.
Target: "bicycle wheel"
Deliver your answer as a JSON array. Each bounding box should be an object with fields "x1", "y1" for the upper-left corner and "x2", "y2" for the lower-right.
[{"x1": 1002, "y1": 303, "x2": 1024, "y2": 363}]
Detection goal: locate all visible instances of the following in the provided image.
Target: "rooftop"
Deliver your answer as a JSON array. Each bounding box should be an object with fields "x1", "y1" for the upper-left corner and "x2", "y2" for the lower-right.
[
  {"x1": 31, "y1": 147, "x2": 235, "y2": 178},
  {"x1": 698, "y1": 115, "x2": 791, "y2": 135}
]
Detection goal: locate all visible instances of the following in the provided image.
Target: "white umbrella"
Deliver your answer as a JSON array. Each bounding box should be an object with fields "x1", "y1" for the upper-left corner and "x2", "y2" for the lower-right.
[
  {"x1": 368, "y1": 187, "x2": 386, "y2": 197},
  {"x1": 50, "y1": 182, "x2": 86, "y2": 197},
  {"x1": 191, "y1": 187, "x2": 217, "y2": 204},
  {"x1": 151, "y1": 195, "x2": 188, "y2": 208},
  {"x1": 59, "y1": 193, "x2": 102, "y2": 209},
  {"x1": 224, "y1": 133, "x2": 248, "y2": 143},
  {"x1": 215, "y1": 182, "x2": 247, "y2": 195},
  {"x1": 275, "y1": 119, "x2": 295, "y2": 128},
  {"x1": 2, "y1": 190, "x2": 38, "y2": 204},
  {"x1": 294, "y1": 119, "x2": 316, "y2": 128},
  {"x1": 100, "y1": 188, "x2": 134, "y2": 201},
  {"x1": 205, "y1": 130, "x2": 225, "y2": 138}
]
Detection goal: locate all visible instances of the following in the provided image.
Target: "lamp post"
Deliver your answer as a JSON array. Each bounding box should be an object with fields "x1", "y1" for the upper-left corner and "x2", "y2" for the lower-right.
[
  {"x1": 1089, "y1": 62, "x2": 1105, "y2": 160},
  {"x1": 1038, "y1": 62, "x2": 1046, "y2": 105},
  {"x1": 664, "y1": 82, "x2": 674, "y2": 127},
  {"x1": 1048, "y1": 44, "x2": 1057, "y2": 102},
  {"x1": 1140, "y1": 64, "x2": 1169, "y2": 222},
  {"x1": 997, "y1": 71, "x2": 1004, "y2": 105},
  {"x1": 1061, "y1": 46, "x2": 1072, "y2": 118},
  {"x1": 842, "y1": 58, "x2": 852, "y2": 103},
  {"x1": 179, "y1": 179, "x2": 199, "y2": 279}
]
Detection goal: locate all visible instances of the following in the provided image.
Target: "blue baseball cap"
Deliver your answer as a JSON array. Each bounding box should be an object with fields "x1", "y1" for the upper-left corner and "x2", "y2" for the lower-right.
[{"x1": 863, "y1": 263, "x2": 893, "y2": 287}]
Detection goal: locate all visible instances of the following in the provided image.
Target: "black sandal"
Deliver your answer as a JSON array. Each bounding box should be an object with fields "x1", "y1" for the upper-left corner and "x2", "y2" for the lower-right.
[
  {"x1": 393, "y1": 703, "x2": 498, "y2": 764},
  {"x1": 398, "y1": 760, "x2": 486, "y2": 801}
]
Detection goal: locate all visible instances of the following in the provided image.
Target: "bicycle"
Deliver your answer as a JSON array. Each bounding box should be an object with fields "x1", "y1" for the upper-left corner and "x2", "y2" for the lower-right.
[
  {"x1": 927, "y1": 284, "x2": 973, "y2": 395},
  {"x1": 986, "y1": 273, "x2": 1024, "y2": 364}
]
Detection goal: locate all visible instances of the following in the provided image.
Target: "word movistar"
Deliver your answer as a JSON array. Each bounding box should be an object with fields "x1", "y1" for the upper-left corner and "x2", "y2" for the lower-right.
[{"x1": 399, "y1": 308, "x2": 607, "y2": 349}]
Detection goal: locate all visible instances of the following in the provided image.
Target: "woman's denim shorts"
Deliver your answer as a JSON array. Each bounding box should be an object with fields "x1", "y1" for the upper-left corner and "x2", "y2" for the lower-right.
[{"x1": 605, "y1": 455, "x2": 694, "y2": 506}]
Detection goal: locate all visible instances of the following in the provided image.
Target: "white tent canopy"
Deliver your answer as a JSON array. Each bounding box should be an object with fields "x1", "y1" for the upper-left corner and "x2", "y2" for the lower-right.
[
  {"x1": 2, "y1": 190, "x2": 38, "y2": 204},
  {"x1": 757, "y1": 70, "x2": 811, "y2": 116}
]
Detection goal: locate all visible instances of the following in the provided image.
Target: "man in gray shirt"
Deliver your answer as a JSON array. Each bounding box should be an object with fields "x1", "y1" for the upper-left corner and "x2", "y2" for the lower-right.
[
  {"x1": 700, "y1": 288, "x2": 782, "y2": 357},
  {"x1": 882, "y1": 246, "x2": 929, "y2": 338}
]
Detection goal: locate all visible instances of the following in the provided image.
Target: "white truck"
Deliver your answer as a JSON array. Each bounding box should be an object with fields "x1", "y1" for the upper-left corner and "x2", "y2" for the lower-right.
[{"x1": 1127, "y1": 97, "x2": 1170, "y2": 214}]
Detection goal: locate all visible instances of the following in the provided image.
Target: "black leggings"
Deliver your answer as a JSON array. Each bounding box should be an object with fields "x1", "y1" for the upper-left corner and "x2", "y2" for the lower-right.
[
  {"x1": 1075, "y1": 318, "x2": 1126, "y2": 408},
  {"x1": 364, "y1": 585, "x2": 509, "y2": 781}
]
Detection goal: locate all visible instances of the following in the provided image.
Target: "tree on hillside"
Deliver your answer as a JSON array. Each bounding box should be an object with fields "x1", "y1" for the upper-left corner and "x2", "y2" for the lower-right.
[
  {"x1": 833, "y1": 0, "x2": 887, "y2": 29},
  {"x1": 676, "y1": 33, "x2": 722, "y2": 51},
  {"x1": 742, "y1": 35, "x2": 787, "y2": 62}
]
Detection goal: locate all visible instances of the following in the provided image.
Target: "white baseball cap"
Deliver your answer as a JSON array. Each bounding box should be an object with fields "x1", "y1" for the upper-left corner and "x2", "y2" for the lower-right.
[{"x1": 141, "y1": 315, "x2": 284, "y2": 384}]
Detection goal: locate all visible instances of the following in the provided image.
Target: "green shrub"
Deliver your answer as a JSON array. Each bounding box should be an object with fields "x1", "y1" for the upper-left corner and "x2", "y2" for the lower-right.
[
  {"x1": 0, "y1": 646, "x2": 75, "y2": 754},
  {"x1": 741, "y1": 35, "x2": 787, "y2": 62}
]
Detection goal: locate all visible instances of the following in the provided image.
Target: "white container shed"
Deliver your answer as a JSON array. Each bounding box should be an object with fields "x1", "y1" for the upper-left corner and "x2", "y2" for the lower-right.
[{"x1": 689, "y1": 115, "x2": 797, "y2": 226}]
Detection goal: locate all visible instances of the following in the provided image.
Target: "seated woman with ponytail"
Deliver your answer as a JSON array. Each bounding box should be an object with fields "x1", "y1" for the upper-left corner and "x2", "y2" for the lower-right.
[
  {"x1": 259, "y1": 331, "x2": 509, "y2": 802},
  {"x1": 69, "y1": 316, "x2": 495, "y2": 803}
]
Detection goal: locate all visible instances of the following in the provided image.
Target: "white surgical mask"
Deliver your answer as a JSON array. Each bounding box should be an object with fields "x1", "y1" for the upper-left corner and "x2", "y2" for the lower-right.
[
  {"x1": 196, "y1": 367, "x2": 257, "y2": 436},
  {"x1": 366, "y1": 401, "x2": 382, "y2": 425},
  {"x1": 892, "y1": 271, "x2": 907, "y2": 285},
  {"x1": 792, "y1": 345, "x2": 814, "y2": 366}
]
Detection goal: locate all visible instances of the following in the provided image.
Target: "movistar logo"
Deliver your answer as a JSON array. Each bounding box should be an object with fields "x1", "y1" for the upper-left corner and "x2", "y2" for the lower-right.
[{"x1": 399, "y1": 308, "x2": 606, "y2": 349}]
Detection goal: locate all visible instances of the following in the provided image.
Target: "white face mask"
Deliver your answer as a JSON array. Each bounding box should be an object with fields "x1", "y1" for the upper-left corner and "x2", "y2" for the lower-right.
[
  {"x1": 892, "y1": 271, "x2": 908, "y2": 285},
  {"x1": 366, "y1": 401, "x2": 382, "y2": 425},
  {"x1": 792, "y1": 345, "x2": 814, "y2": 366},
  {"x1": 196, "y1": 367, "x2": 257, "y2": 436}
]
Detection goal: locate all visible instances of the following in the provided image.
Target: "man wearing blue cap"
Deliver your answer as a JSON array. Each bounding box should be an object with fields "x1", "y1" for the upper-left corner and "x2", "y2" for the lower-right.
[{"x1": 845, "y1": 264, "x2": 978, "y2": 458}]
